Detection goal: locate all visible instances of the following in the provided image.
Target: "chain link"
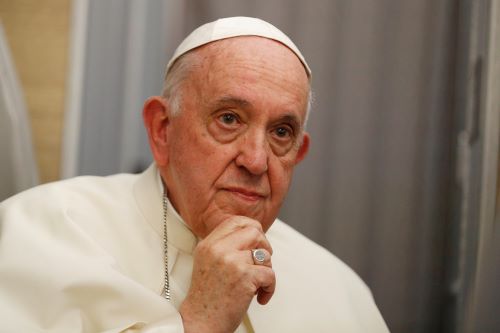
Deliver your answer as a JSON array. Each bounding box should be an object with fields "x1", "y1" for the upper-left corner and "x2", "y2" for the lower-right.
[{"x1": 162, "y1": 192, "x2": 170, "y2": 301}]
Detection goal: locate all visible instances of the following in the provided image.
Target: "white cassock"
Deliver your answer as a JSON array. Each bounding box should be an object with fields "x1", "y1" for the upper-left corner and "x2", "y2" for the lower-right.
[{"x1": 0, "y1": 164, "x2": 389, "y2": 332}]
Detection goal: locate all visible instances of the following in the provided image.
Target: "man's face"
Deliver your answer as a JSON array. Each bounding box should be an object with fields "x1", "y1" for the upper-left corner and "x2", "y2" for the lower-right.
[{"x1": 159, "y1": 37, "x2": 310, "y2": 238}]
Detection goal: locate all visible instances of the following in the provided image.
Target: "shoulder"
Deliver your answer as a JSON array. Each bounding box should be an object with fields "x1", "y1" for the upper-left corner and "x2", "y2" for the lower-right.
[
  {"x1": 257, "y1": 219, "x2": 389, "y2": 332},
  {"x1": 0, "y1": 170, "x2": 171, "y2": 329},
  {"x1": 2, "y1": 172, "x2": 137, "y2": 204},
  {"x1": 1, "y1": 173, "x2": 138, "y2": 217},
  {"x1": 0, "y1": 170, "x2": 160, "y2": 279},
  {"x1": 0, "y1": 172, "x2": 142, "y2": 248}
]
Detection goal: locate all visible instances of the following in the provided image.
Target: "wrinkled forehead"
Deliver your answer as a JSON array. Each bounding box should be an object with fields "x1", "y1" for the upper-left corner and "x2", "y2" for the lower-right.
[{"x1": 189, "y1": 37, "x2": 310, "y2": 118}]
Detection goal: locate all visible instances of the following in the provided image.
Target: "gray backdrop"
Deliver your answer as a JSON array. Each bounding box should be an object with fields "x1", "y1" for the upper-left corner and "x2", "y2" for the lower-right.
[{"x1": 66, "y1": 1, "x2": 498, "y2": 332}]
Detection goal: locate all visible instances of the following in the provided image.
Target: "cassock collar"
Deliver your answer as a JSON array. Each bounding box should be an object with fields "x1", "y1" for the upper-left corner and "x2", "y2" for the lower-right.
[{"x1": 133, "y1": 164, "x2": 198, "y2": 255}]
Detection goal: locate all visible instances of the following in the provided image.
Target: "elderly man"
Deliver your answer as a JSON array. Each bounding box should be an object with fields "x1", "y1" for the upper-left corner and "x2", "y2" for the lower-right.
[{"x1": 0, "y1": 17, "x2": 389, "y2": 332}]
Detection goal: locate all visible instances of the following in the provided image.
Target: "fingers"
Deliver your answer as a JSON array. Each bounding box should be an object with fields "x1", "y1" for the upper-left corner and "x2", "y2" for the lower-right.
[
  {"x1": 250, "y1": 248, "x2": 272, "y2": 267},
  {"x1": 257, "y1": 288, "x2": 274, "y2": 305},
  {"x1": 204, "y1": 216, "x2": 263, "y2": 243},
  {"x1": 203, "y1": 216, "x2": 273, "y2": 255},
  {"x1": 188, "y1": 215, "x2": 275, "y2": 320},
  {"x1": 221, "y1": 248, "x2": 272, "y2": 268},
  {"x1": 224, "y1": 226, "x2": 273, "y2": 255},
  {"x1": 253, "y1": 265, "x2": 276, "y2": 305}
]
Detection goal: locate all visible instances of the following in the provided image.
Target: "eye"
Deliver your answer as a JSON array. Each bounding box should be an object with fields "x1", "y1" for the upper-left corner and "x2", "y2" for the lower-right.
[
  {"x1": 269, "y1": 124, "x2": 296, "y2": 156},
  {"x1": 208, "y1": 111, "x2": 244, "y2": 143},
  {"x1": 272, "y1": 125, "x2": 294, "y2": 140},
  {"x1": 274, "y1": 126, "x2": 291, "y2": 138},
  {"x1": 220, "y1": 113, "x2": 238, "y2": 125}
]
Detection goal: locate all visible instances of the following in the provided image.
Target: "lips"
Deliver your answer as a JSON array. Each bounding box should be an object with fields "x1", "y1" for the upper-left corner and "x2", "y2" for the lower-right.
[{"x1": 224, "y1": 187, "x2": 267, "y2": 202}]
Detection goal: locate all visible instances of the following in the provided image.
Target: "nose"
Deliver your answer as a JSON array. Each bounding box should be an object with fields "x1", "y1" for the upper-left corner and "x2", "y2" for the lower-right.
[{"x1": 235, "y1": 130, "x2": 269, "y2": 175}]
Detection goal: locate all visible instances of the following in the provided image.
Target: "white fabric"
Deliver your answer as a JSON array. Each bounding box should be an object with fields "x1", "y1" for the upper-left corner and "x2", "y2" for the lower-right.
[
  {"x1": 166, "y1": 16, "x2": 311, "y2": 77},
  {"x1": 0, "y1": 164, "x2": 389, "y2": 332}
]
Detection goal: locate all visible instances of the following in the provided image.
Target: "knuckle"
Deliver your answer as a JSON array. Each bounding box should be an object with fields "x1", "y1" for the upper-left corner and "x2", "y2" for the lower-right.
[
  {"x1": 210, "y1": 243, "x2": 227, "y2": 261},
  {"x1": 223, "y1": 216, "x2": 240, "y2": 226},
  {"x1": 195, "y1": 241, "x2": 224, "y2": 261},
  {"x1": 235, "y1": 262, "x2": 246, "y2": 274},
  {"x1": 219, "y1": 251, "x2": 235, "y2": 266},
  {"x1": 234, "y1": 262, "x2": 250, "y2": 279},
  {"x1": 248, "y1": 218, "x2": 263, "y2": 231},
  {"x1": 228, "y1": 215, "x2": 250, "y2": 227},
  {"x1": 247, "y1": 226, "x2": 261, "y2": 240}
]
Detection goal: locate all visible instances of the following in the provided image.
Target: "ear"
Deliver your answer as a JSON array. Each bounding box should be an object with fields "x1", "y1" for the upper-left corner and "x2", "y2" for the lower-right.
[
  {"x1": 294, "y1": 132, "x2": 310, "y2": 165},
  {"x1": 143, "y1": 96, "x2": 170, "y2": 166}
]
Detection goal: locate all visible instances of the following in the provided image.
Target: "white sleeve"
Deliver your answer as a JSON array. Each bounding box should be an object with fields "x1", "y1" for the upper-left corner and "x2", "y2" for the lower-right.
[{"x1": 0, "y1": 191, "x2": 184, "y2": 333}]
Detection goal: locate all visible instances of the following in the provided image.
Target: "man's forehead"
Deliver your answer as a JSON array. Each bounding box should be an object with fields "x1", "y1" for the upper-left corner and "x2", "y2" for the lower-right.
[
  {"x1": 196, "y1": 36, "x2": 307, "y2": 74},
  {"x1": 196, "y1": 38, "x2": 310, "y2": 115},
  {"x1": 166, "y1": 16, "x2": 311, "y2": 78}
]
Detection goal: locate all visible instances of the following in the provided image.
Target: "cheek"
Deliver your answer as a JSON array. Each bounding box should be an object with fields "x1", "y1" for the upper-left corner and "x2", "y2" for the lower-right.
[
  {"x1": 169, "y1": 128, "x2": 233, "y2": 187},
  {"x1": 268, "y1": 159, "x2": 295, "y2": 199}
]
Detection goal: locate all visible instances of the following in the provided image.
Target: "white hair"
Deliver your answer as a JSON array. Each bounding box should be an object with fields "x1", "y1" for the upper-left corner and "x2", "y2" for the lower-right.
[{"x1": 161, "y1": 51, "x2": 202, "y2": 116}]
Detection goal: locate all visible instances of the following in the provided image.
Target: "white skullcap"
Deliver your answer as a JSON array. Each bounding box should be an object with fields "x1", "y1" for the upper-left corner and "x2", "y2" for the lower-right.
[{"x1": 166, "y1": 16, "x2": 311, "y2": 77}]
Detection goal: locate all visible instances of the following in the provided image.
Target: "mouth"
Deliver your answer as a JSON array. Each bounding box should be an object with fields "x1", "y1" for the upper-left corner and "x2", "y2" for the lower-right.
[{"x1": 223, "y1": 187, "x2": 267, "y2": 202}]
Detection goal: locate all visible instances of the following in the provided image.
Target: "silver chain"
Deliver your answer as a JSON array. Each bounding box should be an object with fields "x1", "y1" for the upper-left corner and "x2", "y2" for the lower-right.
[{"x1": 162, "y1": 192, "x2": 171, "y2": 301}]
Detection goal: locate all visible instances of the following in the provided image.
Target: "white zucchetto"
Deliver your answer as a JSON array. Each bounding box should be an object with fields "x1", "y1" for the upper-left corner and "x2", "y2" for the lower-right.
[{"x1": 165, "y1": 16, "x2": 311, "y2": 77}]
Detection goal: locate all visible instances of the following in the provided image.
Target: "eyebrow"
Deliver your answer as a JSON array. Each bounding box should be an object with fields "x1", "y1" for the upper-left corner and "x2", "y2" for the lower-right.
[
  {"x1": 214, "y1": 95, "x2": 252, "y2": 109},
  {"x1": 279, "y1": 114, "x2": 301, "y2": 130}
]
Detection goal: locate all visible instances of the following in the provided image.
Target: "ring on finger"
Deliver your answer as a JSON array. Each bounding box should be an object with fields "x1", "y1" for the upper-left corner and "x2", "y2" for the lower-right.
[{"x1": 251, "y1": 249, "x2": 267, "y2": 265}]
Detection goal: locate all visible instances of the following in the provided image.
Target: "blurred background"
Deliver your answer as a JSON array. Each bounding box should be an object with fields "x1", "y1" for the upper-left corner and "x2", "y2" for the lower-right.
[{"x1": 0, "y1": 1, "x2": 498, "y2": 332}]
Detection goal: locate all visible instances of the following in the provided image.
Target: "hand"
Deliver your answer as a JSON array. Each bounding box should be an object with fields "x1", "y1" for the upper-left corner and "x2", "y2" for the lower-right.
[{"x1": 179, "y1": 216, "x2": 275, "y2": 333}]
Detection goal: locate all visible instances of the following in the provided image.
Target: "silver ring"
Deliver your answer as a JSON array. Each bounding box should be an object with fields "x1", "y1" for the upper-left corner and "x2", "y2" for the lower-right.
[{"x1": 251, "y1": 249, "x2": 266, "y2": 265}]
